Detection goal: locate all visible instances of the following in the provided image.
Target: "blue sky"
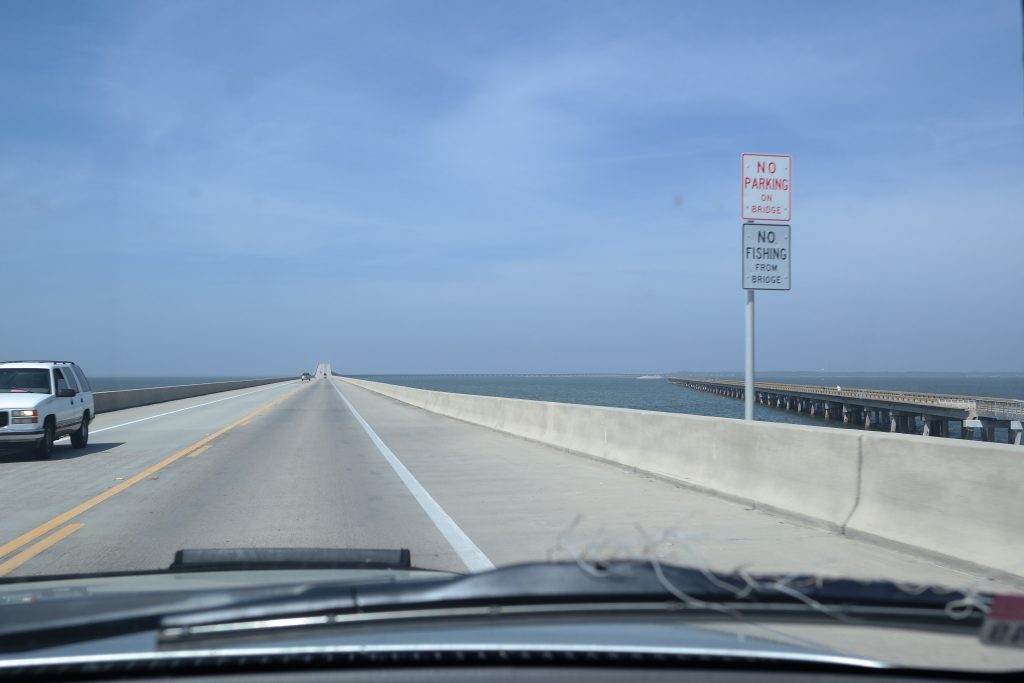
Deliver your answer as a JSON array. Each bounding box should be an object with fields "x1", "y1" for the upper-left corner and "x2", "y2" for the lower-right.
[{"x1": 1, "y1": 0, "x2": 1021, "y2": 375}]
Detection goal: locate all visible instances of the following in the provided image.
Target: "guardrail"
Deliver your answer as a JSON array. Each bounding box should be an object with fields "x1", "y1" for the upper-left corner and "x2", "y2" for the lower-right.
[{"x1": 94, "y1": 377, "x2": 294, "y2": 414}]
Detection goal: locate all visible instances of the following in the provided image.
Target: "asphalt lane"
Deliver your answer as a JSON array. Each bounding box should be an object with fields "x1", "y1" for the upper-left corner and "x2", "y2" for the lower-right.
[
  {"x1": 0, "y1": 379, "x2": 465, "y2": 576},
  {"x1": 0, "y1": 380, "x2": 301, "y2": 553}
]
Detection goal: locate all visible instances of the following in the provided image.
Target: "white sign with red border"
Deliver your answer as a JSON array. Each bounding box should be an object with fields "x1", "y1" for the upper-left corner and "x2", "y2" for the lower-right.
[{"x1": 742, "y1": 153, "x2": 791, "y2": 222}]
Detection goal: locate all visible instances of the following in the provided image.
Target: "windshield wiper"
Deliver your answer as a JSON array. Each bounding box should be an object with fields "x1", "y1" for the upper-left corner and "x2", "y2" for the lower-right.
[
  {"x1": 0, "y1": 546, "x2": 424, "y2": 586},
  {"x1": 168, "y1": 547, "x2": 413, "y2": 572}
]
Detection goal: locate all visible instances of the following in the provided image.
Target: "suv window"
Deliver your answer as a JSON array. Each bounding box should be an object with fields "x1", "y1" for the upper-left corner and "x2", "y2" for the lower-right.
[
  {"x1": 71, "y1": 365, "x2": 92, "y2": 392},
  {"x1": 0, "y1": 369, "x2": 51, "y2": 394},
  {"x1": 53, "y1": 368, "x2": 73, "y2": 393},
  {"x1": 65, "y1": 366, "x2": 81, "y2": 393}
]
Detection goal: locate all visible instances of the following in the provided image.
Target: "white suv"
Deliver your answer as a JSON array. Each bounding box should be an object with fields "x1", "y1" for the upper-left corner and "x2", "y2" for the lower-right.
[{"x1": 0, "y1": 361, "x2": 95, "y2": 459}]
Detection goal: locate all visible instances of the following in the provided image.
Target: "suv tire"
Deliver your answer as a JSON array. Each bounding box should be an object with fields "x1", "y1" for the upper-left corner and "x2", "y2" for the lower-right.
[
  {"x1": 33, "y1": 420, "x2": 55, "y2": 459},
  {"x1": 71, "y1": 413, "x2": 90, "y2": 449}
]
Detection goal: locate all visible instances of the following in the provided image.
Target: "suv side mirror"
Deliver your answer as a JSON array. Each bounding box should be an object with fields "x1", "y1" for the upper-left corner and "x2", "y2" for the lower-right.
[{"x1": 57, "y1": 385, "x2": 77, "y2": 398}]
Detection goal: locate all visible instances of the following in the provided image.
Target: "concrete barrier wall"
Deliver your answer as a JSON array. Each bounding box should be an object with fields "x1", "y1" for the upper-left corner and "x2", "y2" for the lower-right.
[
  {"x1": 846, "y1": 434, "x2": 1024, "y2": 576},
  {"x1": 337, "y1": 378, "x2": 861, "y2": 528},
  {"x1": 338, "y1": 376, "x2": 1024, "y2": 576},
  {"x1": 94, "y1": 378, "x2": 293, "y2": 414}
]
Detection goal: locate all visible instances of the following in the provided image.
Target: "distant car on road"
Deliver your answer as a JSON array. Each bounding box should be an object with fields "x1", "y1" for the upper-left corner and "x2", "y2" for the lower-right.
[
  {"x1": 301, "y1": 373, "x2": 312, "y2": 381},
  {"x1": 0, "y1": 361, "x2": 95, "y2": 459}
]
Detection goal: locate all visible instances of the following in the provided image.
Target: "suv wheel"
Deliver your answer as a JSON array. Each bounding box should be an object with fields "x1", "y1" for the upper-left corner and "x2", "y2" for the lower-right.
[
  {"x1": 71, "y1": 413, "x2": 90, "y2": 448},
  {"x1": 33, "y1": 420, "x2": 55, "y2": 459}
]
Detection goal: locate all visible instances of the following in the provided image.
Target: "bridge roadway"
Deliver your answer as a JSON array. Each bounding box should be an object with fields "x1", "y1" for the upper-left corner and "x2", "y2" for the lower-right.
[{"x1": 0, "y1": 377, "x2": 1017, "y2": 592}]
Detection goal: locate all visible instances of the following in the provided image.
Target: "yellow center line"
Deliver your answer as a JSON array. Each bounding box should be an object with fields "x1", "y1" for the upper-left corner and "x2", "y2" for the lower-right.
[
  {"x1": 0, "y1": 524, "x2": 85, "y2": 577},
  {"x1": 186, "y1": 444, "x2": 212, "y2": 458},
  {"x1": 0, "y1": 384, "x2": 308, "y2": 563}
]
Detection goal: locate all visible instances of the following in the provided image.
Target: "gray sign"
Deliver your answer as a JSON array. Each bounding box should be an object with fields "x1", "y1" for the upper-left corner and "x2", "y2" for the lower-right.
[{"x1": 742, "y1": 223, "x2": 791, "y2": 290}]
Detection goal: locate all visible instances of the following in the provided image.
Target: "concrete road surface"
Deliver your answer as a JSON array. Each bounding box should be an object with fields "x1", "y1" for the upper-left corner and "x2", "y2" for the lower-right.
[{"x1": 0, "y1": 377, "x2": 1015, "y2": 593}]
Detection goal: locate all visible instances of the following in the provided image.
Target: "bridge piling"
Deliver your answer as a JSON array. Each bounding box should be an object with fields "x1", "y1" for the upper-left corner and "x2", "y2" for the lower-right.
[{"x1": 980, "y1": 419, "x2": 997, "y2": 442}]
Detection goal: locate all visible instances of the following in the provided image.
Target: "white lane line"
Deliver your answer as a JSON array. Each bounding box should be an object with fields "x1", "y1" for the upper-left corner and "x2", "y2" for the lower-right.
[
  {"x1": 329, "y1": 380, "x2": 494, "y2": 573},
  {"x1": 84, "y1": 382, "x2": 295, "y2": 436}
]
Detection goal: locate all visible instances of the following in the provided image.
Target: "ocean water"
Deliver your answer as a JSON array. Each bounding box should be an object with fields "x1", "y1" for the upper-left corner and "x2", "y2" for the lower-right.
[{"x1": 354, "y1": 373, "x2": 1024, "y2": 434}]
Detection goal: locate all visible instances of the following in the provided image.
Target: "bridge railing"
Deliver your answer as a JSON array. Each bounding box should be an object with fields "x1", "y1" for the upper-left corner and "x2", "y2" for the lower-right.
[
  {"x1": 670, "y1": 377, "x2": 1024, "y2": 416},
  {"x1": 976, "y1": 399, "x2": 1024, "y2": 421}
]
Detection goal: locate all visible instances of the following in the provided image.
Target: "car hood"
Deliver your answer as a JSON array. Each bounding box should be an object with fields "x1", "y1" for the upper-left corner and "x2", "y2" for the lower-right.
[{"x1": 0, "y1": 393, "x2": 50, "y2": 410}]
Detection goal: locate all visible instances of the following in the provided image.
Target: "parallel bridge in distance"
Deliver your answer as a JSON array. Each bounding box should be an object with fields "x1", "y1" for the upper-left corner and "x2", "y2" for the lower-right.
[{"x1": 668, "y1": 377, "x2": 1024, "y2": 445}]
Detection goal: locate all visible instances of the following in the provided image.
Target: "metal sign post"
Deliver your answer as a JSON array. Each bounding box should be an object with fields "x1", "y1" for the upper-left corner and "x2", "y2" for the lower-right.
[
  {"x1": 740, "y1": 154, "x2": 792, "y2": 421},
  {"x1": 745, "y1": 290, "x2": 755, "y2": 420}
]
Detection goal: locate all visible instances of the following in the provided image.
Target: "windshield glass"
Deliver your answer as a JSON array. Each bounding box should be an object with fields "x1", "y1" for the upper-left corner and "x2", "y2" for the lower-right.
[
  {"x1": 1, "y1": 0, "x2": 1022, "y2": 675},
  {"x1": 0, "y1": 369, "x2": 51, "y2": 394}
]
